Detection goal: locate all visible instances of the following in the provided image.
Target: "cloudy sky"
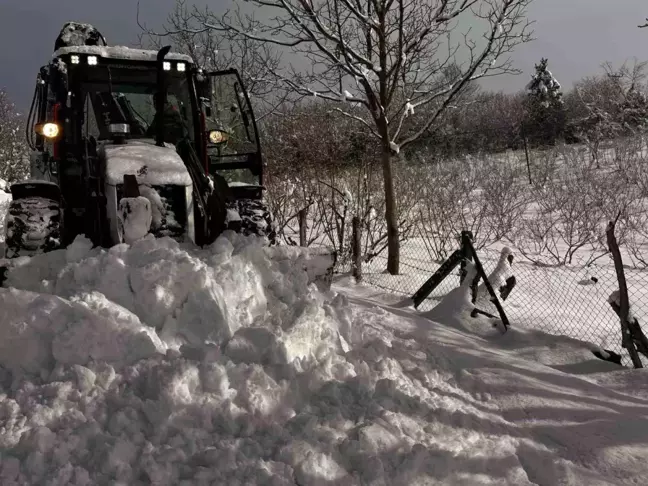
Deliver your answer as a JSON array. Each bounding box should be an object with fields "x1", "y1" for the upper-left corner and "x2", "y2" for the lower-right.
[{"x1": 1, "y1": 0, "x2": 647, "y2": 110}]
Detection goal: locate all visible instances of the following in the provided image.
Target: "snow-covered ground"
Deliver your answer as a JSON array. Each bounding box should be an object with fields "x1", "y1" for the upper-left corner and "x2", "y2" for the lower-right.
[{"x1": 0, "y1": 231, "x2": 647, "y2": 485}]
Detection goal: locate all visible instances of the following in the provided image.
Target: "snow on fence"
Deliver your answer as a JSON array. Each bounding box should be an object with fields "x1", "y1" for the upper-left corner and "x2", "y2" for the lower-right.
[{"x1": 350, "y1": 237, "x2": 648, "y2": 367}]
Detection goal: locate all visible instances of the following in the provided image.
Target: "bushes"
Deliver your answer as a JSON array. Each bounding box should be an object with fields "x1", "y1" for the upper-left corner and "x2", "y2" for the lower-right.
[
  {"x1": 264, "y1": 131, "x2": 648, "y2": 271},
  {"x1": 259, "y1": 85, "x2": 648, "y2": 272}
]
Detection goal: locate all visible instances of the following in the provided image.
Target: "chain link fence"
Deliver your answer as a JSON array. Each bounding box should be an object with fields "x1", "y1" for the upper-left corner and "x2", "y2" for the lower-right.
[{"x1": 355, "y1": 235, "x2": 648, "y2": 367}]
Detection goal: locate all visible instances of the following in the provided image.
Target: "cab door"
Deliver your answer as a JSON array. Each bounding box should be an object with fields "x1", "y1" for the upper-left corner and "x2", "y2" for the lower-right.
[{"x1": 203, "y1": 69, "x2": 263, "y2": 188}]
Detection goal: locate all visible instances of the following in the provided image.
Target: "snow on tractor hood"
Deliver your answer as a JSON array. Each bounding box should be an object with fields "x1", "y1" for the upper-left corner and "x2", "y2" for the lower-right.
[{"x1": 99, "y1": 139, "x2": 192, "y2": 187}]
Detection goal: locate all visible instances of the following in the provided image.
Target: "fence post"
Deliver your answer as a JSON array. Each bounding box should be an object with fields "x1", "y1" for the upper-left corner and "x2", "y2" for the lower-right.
[
  {"x1": 298, "y1": 208, "x2": 308, "y2": 247},
  {"x1": 465, "y1": 237, "x2": 511, "y2": 331},
  {"x1": 459, "y1": 231, "x2": 473, "y2": 285},
  {"x1": 352, "y1": 215, "x2": 362, "y2": 282},
  {"x1": 522, "y1": 127, "x2": 532, "y2": 185},
  {"x1": 460, "y1": 231, "x2": 480, "y2": 303},
  {"x1": 607, "y1": 219, "x2": 645, "y2": 368}
]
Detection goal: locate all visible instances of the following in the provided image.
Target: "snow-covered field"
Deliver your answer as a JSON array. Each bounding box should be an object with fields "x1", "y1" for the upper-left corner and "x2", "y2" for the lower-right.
[{"x1": 0, "y1": 230, "x2": 647, "y2": 485}]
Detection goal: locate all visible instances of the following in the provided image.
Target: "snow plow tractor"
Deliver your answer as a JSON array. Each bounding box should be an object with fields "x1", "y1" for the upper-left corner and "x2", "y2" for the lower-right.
[{"x1": 4, "y1": 22, "x2": 275, "y2": 259}]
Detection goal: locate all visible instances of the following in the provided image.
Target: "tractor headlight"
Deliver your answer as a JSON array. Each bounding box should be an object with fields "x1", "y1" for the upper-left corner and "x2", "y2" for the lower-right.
[
  {"x1": 209, "y1": 130, "x2": 229, "y2": 145},
  {"x1": 163, "y1": 61, "x2": 172, "y2": 71},
  {"x1": 87, "y1": 56, "x2": 98, "y2": 66},
  {"x1": 36, "y1": 123, "x2": 61, "y2": 139},
  {"x1": 177, "y1": 62, "x2": 186, "y2": 72},
  {"x1": 71, "y1": 55, "x2": 80, "y2": 64}
]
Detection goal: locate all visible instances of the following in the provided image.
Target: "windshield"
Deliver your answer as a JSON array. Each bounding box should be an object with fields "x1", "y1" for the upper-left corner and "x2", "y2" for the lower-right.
[{"x1": 80, "y1": 65, "x2": 194, "y2": 142}]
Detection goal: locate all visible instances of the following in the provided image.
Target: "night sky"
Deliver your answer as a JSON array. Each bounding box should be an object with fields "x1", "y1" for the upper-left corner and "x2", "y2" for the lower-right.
[{"x1": 1, "y1": 0, "x2": 647, "y2": 111}]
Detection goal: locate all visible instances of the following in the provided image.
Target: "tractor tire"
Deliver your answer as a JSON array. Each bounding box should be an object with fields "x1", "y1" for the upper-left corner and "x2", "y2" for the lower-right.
[
  {"x1": 4, "y1": 197, "x2": 62, "y2": 258},
  {"x1": 226, "y1": 199, "x2": 276, "y2": 244}
]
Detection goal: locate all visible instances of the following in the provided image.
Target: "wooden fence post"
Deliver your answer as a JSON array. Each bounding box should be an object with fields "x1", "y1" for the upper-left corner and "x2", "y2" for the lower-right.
[
  {"x1": 459, "y1": 231, "x2": 473, "y2": 284},
  {"x1": 522, "y1": 127, "x2": 532, "y2": 185},
  {"x1": 352, "y1": 215, "x2": 362, "y2": 282},
  {"x1": 298, "y1": 208, "x2": 308, "y2": 247},
  {"x1": 607, "y1": 219, "x2": 645, "y2": 368}
]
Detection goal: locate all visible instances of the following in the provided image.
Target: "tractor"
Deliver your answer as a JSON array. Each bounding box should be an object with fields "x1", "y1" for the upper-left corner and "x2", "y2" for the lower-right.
[{"x1": 3, "y1": 22, "x2": 275, "y2": 258}]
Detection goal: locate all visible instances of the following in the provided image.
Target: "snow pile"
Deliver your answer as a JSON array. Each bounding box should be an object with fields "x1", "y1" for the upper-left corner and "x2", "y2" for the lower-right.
[
  {"x1": 0, "y1": 289, "x2": 164, "y2": 374},
  {"x1": 0, "y1": 233, "x2": 351, "y2": 484},
  {"x1": 54, "y1": 22, "x2": 106, "y2": 50},
  {"x1": 475, "y1": 246, "x2": 514, "y2": 301},
  {"x1": 1, "y1": 234, "x2": 648, "y2": 484}
]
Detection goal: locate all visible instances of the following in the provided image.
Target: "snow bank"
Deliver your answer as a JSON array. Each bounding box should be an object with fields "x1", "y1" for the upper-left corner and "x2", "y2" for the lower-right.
[
  {"x1": 0, "y1": 289, "x2": 164, "y2": 374},
  {"x1": 1, "y1": 232, "x2": 647, "y2": 485},
  {"x1": 2, "y1": 232, "x2": 336, "y2": 352}
]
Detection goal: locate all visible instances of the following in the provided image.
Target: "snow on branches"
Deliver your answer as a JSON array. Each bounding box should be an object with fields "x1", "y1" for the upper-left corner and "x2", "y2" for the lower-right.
[{"x1": 0, "y1": 90, "x2": 29, "y2": 183}]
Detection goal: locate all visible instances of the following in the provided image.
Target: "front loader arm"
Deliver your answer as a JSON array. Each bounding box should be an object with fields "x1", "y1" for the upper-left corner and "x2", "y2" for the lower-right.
[{"x1": 175, "y1": 138, "x2": 230, "y2": 245}]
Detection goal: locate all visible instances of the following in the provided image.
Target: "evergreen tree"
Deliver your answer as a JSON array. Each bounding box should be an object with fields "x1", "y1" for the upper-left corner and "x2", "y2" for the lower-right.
[{"x1": 524, "y1": 58, "x2": 566, "y2": 146}]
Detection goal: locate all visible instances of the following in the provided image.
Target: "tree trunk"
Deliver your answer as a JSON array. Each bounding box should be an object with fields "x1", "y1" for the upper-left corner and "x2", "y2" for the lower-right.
[
  {"x1": 381, "y1": 143, "x2": 399, "y2": 275},
  {"x1": 352, "y1": 215, "x2": 362, "y2": 281}
]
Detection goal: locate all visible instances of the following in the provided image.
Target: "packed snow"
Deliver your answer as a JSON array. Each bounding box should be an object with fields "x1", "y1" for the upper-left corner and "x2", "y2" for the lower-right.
[
  {"x1": 55, "y1": 22, "x2": 105, "y2": 50},
  {"x1": 100, "y1": 141, "x2": 193, "y2": 187},
  {"x1": 0, "y1": 232, "x2": 647, "y2": 485}
]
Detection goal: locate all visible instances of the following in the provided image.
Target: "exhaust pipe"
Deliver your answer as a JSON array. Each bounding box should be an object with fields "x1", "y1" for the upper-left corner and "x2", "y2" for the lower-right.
[{"x1": 155, "y1": 46, "x2": 172, "y2": 147}]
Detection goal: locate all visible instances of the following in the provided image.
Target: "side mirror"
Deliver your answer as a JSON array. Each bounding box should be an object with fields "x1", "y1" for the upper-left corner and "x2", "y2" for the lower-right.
[
  {"x1": 196, "y1": 77, "x2": 209, "y2": 100},
  {"x1": 202, "y1": 100, "x2": 212, "y2": 118}
]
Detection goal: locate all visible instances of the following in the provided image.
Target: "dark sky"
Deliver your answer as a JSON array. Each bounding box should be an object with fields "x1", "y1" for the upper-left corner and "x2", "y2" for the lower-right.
[{"x1": 1, "y1": 0, "x2": 647, "y2": 111}]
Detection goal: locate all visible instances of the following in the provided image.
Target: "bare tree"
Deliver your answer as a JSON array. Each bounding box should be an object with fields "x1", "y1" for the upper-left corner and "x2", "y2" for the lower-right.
[
  {"x1": 137, "y1": 0, "x2": 285, "y2": 120},
  {"x1": 0, "y1": 89, "x2": 28, "y2": 183},
  {"x1": 151, "y1": 0, "x2": 534, "y2": 274}
]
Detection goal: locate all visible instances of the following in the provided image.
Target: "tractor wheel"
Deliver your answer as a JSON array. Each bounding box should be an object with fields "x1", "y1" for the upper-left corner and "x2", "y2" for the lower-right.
[
  {"x1": 226, "y1": 199, "x2": 276, "y2": 244},
  {"x1": 4, "y1": 197, "x2": 62, "y2": 258}
]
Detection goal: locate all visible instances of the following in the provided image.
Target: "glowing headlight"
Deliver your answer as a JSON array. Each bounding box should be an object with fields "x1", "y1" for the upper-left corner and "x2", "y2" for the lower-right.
[
  {"x1": 163, "y1": 61, "x2": 172, "y2": 71},
  {"x1": 70, "y1": 55, "x2": 80, "y2": 64},
  {"x1": 209, "y1": 130, "x2": 229, "y2": 144},
  {"x1": 40, "y1": 123, "x2": 60, "y2": 139},
  {"x1": 177, "y1": 62, "x2": 186, "y2": 72},
  {"x1": 87, "y1": 56, "x2": 98, "y2": 66}
]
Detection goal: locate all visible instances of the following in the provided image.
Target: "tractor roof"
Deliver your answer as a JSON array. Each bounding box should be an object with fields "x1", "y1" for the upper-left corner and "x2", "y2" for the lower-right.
[{"x1": 53, "y1": 45, "x2": 194, "y2": 64}]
